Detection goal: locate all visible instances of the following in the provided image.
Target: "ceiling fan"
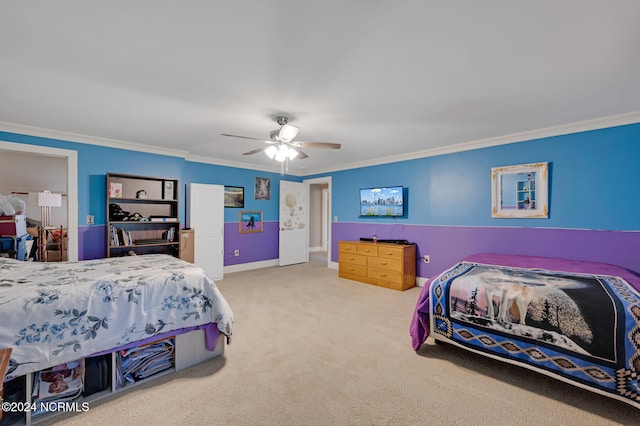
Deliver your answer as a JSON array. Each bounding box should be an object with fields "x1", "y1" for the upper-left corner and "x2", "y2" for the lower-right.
[{"x1": 221, "y1": 116, "x2": 341, "y2": 172}]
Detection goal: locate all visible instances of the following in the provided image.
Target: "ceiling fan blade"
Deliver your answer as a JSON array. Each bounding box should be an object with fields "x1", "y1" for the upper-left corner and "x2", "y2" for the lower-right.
[
  {"x1": 292, "y1": 141, "x2": 341, "y2": 149},
  {"x1": 296, "y1": 149, "x2": 309, "y2": 159},
  {"x1": 221, "y1": 133, "x2": 265, "y2": 141},
  {"x1": 242, "y1": 148, "x2": 265, "y2": 156}
]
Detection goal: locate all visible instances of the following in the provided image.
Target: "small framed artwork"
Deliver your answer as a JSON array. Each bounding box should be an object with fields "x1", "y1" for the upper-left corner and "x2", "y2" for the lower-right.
[
  {"x1": 224, "y1": 186, "x2": 245, "y2": 208},
  {"x1": 254, "y1": 177, "x2": 271, "y2": 200},
  {"x1": 238, "y1": 210, "x2": 263, "y2": 233},
  {"x1": 163, "y1": 180, "x2": 175, "y2": 200}
]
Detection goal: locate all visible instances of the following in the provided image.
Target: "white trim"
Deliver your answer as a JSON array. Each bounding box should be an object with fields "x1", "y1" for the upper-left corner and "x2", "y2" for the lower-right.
[
  {"x1": 0, "y1": 121, "x2": 189, "y2": 159},
  {"x1": 185, "y1": 154, "x2": 285, "y2": 174},
  {"x1": 416, "y1": 276, "x2": 428, "y2": 287},
  {"x1": 300, "y1": 111, "x2": 640, "y2": 175},
  {"x1": 0, "y1": 121, "x2": 290, "y2": 175},
  {"x1": 304, "y1": 176, "x2": 332, "y2": 268},
  {"x1": 0, "y1": 140, "x2": 78, "y2": 261},
  {"x1": 223, "y1": 259, "x2": 279, "y2": 275},
  {"x1": 4, "y1": 112, "x2": 639, "y2": 177},
  {"x1": 309, "y1": 246, "x2": 323, "y2": 252}
]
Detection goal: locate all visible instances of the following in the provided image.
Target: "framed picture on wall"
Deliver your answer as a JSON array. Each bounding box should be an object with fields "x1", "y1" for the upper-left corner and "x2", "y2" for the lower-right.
[
  {"x1": 491, "y1": 162, "x2": 549, "y2": 218},
  {"x1": 162, "y1": 180, "x2": 175, "y2": 200},
  {"x1": 254, "y1": 177, "x2": 271, "y2": 200},
  {"x1": 238, "y1": 210, "x2": 263, "y2": 233},
  {"x1": 224, "y1": 186, "x2": 244, "y2": 208}
]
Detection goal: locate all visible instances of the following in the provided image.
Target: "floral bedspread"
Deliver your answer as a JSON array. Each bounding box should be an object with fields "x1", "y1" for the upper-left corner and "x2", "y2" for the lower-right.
[{"x1": 0, "y1": 254, "x2": 233, "y2": 379}]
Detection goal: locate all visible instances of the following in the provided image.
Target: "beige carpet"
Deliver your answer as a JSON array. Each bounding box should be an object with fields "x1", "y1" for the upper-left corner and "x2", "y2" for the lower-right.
[{"x1": 44, "y1": 260, "x2": 639, "y2": 425}]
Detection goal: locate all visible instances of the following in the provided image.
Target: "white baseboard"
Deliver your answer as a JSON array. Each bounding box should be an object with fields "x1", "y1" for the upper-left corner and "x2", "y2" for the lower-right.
[
  {"x1": 223, "y1": 259, "x2": 279, "y2": 275},
  {"x1": 416, "y1": 276, "x2": 428, "y2": 287}
]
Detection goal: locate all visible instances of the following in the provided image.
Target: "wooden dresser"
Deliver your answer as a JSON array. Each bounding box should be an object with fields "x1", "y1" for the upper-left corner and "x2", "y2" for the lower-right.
[{"x1": 338, "y1": 240, "x2": 416, "y2": 291}]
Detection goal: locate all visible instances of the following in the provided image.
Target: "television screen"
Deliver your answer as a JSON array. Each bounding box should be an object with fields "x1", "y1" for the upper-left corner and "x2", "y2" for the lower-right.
[{"x1": 359, "y1": 186, "x2": 404, "y2": 217}]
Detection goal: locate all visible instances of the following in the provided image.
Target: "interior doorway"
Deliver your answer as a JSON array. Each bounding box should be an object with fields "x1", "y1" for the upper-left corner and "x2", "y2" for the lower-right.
[
  {"x1": 304, "y1": 176, "x2": 332, "y2": 268},
  {"x1": 0, "y1": 140, "x2": 78, "y2": 261}
]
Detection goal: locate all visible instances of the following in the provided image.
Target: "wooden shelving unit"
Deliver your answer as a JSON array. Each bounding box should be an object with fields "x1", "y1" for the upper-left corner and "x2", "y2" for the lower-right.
[{"x1": 106, "y1": 173, "x2": 180, "y2": 258}]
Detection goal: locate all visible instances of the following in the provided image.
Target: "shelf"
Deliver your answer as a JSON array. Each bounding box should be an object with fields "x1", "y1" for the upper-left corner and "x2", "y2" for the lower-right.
[{"x1": 107, "y1": 173, "x2": 180, "y2": 258}]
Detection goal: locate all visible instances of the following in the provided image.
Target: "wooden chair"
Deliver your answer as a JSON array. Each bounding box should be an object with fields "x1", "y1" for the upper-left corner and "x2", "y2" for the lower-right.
[{"x1": 0, "y1": 348, "x2": 13, "y2": 420}]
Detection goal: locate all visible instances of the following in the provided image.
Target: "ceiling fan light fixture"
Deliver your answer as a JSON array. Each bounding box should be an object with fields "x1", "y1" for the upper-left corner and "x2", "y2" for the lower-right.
[
  {"x1": 279, "y1": 124, "x2": 299, "y2": 142},
  {"x1": 287, "y1": 147, "x2": 299, "y2": 160},
  {"x1": 274, "y1": 145, "x2": 290, "y2": 162},
  {"x1": 265, "y1": 145, "x2": 278, "y2": 159}
]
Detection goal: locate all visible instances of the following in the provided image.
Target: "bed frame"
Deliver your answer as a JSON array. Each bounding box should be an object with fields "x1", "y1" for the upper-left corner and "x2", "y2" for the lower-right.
[{"x1": 4, "y1": 328, "x2": 224, "y2": 425}]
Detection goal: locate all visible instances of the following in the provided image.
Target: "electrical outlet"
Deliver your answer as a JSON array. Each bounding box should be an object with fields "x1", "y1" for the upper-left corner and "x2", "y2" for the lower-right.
[
  {"x1": 423, "y1": 255, "x2": 430, "y2": 263},
  {"x1": 86, "y1": 215, "x2": 94, "y2": 225},
  {"x1": 234, "y1": 249, "x2": 240, "y2": 256}
]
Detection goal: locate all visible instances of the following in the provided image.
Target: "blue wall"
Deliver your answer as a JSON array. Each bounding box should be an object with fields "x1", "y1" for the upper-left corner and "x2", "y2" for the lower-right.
[
  {"x1": 2, "y1": 122, "x2": 639, "y2": 275},
  {"x1": 315, "y1": 123, "x2": 640, "y2": 274},
  {"x1": 0, "y1": 131, "x2": 297, "y2": 262},
  {"x1": 327, "y1": 124, "x2": 640, "y2": 230}
]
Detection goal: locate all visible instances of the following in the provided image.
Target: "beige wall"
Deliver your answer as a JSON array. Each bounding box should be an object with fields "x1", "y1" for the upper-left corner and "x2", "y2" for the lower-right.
[
  {"x1": 0, "y1": 150, "x2": 68, "y2": 228},
  {"x1": 309, "y1": 183, "x2": 328, "y2": 249}
]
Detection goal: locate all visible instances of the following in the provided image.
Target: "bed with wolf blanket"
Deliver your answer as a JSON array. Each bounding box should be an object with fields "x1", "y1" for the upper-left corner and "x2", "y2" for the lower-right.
[
  {"x1": 0, "y1": 254, "x2": 234, "y2": 381},
  {"x1": 410, "y1": 253, "x2": 640, "y2": 409}
]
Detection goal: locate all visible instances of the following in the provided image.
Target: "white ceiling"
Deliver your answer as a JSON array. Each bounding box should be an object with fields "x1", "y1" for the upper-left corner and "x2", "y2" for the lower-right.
[{"x1": 1, "y1": 1, "x2": 639, "y2": 175}]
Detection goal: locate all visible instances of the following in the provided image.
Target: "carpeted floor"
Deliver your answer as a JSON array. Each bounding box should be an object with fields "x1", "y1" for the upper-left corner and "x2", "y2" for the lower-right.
[{"x1": 43, "y1": 260, "x2": 640, "y2": 425}]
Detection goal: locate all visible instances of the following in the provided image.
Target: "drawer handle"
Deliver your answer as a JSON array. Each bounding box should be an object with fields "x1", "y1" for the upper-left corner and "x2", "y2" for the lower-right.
[
  {"x1": 380, "y1": 273, "x2": 387, "y2": 277},
  {"x1": 385, "y1": 252, "x2": 393, "y2": 255},
  {"x1": 348, "y1": 257, "x2": 355, "y2": 261},
  {"x1": 380, "y1": 262, "x2": 388, "y2": 265},
  {"x1": 363, "y1": 249, "x2": 370, "y2": 253},
  {"x1": 349, "y1": 268, "x2": 355, "y2": 271},
  {"x1": 345, "y1": 248, "x2": 351, "y2": 251}
]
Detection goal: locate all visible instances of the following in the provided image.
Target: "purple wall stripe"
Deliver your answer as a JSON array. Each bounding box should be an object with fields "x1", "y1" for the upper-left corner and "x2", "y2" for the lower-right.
[{"x1": 332, "y1": 222, "x2": 640, "y2": 278}]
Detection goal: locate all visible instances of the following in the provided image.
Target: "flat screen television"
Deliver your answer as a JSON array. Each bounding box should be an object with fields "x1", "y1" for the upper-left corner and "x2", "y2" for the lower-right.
[{"x1": 359, "y1": 186, "x2": 405, "y2": 217}]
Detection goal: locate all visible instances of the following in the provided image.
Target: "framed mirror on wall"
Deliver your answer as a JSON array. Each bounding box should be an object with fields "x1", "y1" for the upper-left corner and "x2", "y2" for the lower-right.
[{"x1": 491, "y1": 162, "x2": 549, "y2": 218}]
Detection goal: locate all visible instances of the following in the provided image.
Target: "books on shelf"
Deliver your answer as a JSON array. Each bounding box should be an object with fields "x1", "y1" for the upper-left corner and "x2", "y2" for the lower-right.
[{"x1": 110, "y1": 226, "x2": 133, "y2": 247}]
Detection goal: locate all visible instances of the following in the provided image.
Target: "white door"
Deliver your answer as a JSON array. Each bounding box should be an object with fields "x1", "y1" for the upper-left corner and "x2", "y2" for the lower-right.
[
  {"x1": 186, "y1": 183, "x2": 224, "y2": 280},
  {"x1": 279, "y1": 180, "x2": 309, "y2": 266}
]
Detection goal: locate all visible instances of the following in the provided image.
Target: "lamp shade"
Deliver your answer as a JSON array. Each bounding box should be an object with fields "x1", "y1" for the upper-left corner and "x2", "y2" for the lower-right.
[
  {"x1": 38, "y1": 191, "x2": 62, "y2": 207},
  {"x1": 265, "y1": 145, "x2": 278, "y2": 159},
  {"x1": 278, "y1": 124, "x2": 299, "y2": 142}
]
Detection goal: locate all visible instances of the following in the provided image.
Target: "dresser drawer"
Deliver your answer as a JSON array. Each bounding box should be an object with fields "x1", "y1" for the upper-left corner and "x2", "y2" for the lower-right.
[
  {"x1": 377, "y1": 245, "x2": 405, "y2": 259},
  {"x1": 339, "y1": 263, "x2": 367, "y2": 277},
  {"x1": 338, "y1": 242, "x2": 358, "y2": 254},
  {"x1": 337, "y1": 241, "x2": 415, "y2": 291},
  {"x1": 367, "y1": 267, "x2": 403, "y2": 284},
  {"x1": 338, "y1": 252, "x2": 367, "y2": 266},
  {"x1": 367, "y1": 256, "x2": 402, "y2": 272},
  {"x1": 357, "y1": 245, "x2": 378, "y2": 256}
]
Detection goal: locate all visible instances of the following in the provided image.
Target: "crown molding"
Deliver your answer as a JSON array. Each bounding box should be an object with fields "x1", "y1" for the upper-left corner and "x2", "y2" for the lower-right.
[
  {"x1": 0, "y1": 121, "x2": 190, "y2": 158},
  {"x1": 185, "y1": 154, "x2": 287, "y2": 175},
  {"x1": 303, "y1": 111, "x2": 640, "y2": 175},
  {"x1": 2, "y1": 110, "x2": 639, "y2": 177}
]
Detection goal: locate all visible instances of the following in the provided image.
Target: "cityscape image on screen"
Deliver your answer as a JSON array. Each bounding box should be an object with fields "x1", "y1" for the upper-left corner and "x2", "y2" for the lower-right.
[{"x1": 359, "y1": 186, "x2": 404, "y2": 217}]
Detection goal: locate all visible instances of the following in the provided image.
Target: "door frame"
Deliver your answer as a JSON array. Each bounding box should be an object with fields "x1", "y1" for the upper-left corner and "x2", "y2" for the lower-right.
[
  {"x1": 303, "y1": 176, "x2": 332, "y2": 269},
  {"x1": 0, "y1": 139, "x2": 78, "y2": 261}
]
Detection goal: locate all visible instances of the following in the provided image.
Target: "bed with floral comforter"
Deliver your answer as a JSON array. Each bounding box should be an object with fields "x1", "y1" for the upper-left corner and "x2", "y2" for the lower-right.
[{"x1": 0, "y1": 254, "x2": 233, "y2": 380}]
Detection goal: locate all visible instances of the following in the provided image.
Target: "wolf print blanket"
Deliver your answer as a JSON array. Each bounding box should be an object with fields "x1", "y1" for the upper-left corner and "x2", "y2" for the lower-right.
[{"x1": 410, "y1": 254, "x2": 640, "y2": 409}]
